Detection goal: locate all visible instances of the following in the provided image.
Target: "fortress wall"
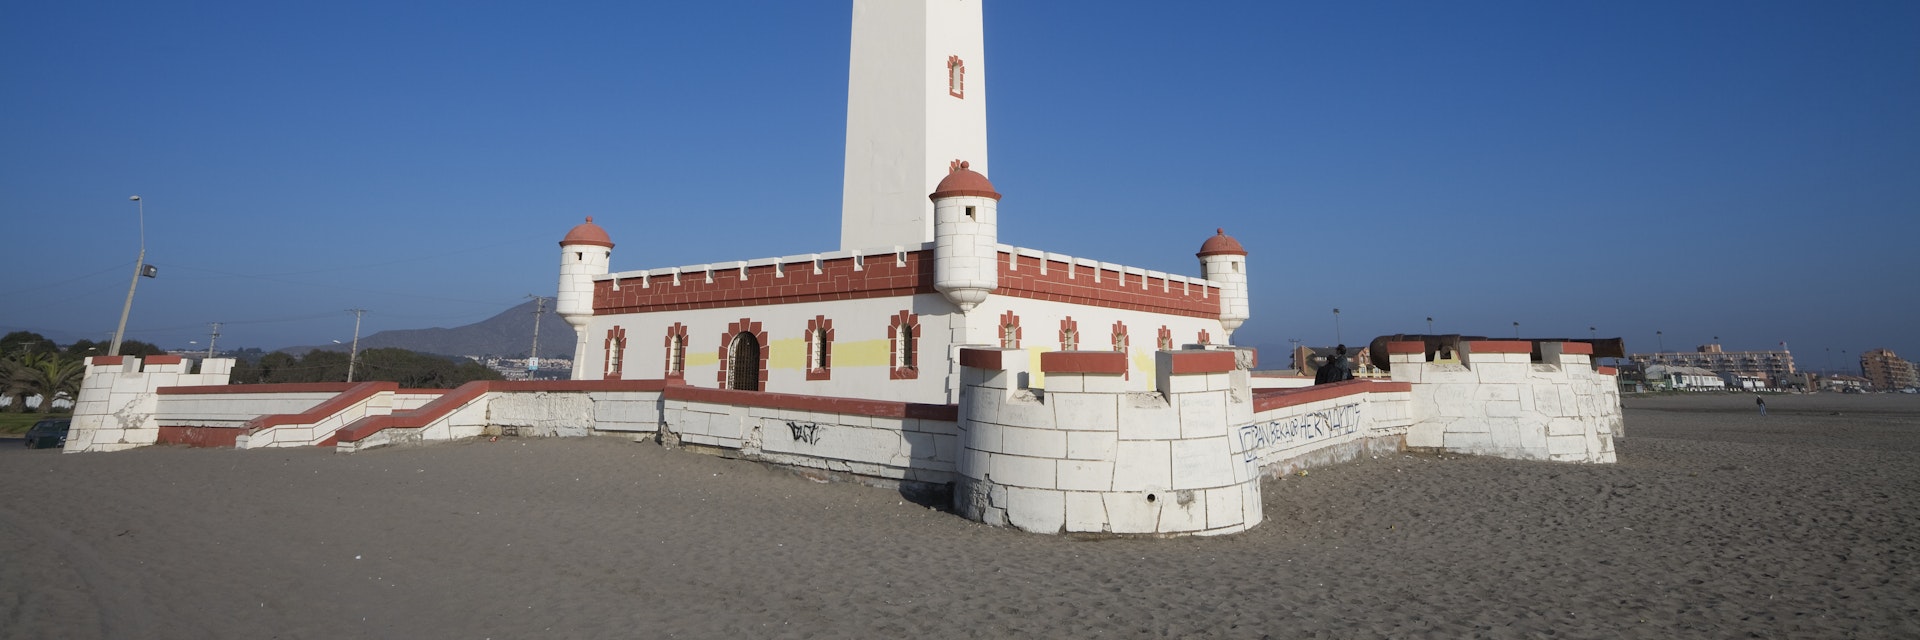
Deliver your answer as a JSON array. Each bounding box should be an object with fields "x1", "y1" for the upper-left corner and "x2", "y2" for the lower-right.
[
  {"x1": 1392, "y1": 340, "x2": 1621, "y2": 463},
  {"x1": 954, "y1": 348, "x2": 1264, "y2": 536},
  {"x1": 66, "y1": 356, "x2": 236, "y2": 453}
]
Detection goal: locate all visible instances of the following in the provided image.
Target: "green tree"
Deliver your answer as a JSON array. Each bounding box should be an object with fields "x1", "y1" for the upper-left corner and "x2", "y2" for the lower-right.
[
  {"x1": 3, "y1": 352, "x2": 83, "y2": 413},
  {"x1": 2, "y1": 331, "x2": 58, "y2": 358}
]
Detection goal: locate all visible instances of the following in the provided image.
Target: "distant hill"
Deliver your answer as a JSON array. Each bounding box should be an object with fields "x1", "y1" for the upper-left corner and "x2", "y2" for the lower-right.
[{"x1": 281, "y1": 300, "x2": 575, "y2": 359}]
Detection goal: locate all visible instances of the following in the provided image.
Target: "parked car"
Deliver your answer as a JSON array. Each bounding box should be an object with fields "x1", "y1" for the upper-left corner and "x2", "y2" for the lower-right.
[{"x1": 24, "y1": 418, "x2": 70, "y2": 449}]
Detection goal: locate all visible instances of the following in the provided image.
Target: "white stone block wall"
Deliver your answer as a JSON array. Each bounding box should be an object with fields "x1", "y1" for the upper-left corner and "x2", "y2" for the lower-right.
[
  {"x1": 157, "y1": 392, "x2": 341, "y2": 430},
  {"x1": 1393, "y1": 341, "x2": 1621, "y2": 463},
  {"x1": 956, "y1": 349, "x2": 1261, "y2": 536},
  {"x1": 66, "y1": 357, "x2": 235, "y2": 453}
]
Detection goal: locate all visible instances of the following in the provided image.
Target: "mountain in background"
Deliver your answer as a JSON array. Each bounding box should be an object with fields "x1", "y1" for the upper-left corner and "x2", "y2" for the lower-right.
[{"x1": 281, "y1": 300, "x2": 575, "y2": 359}]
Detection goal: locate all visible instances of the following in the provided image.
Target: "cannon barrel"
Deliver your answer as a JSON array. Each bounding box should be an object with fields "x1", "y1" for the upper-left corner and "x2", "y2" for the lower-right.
[{"x1": 1367, "y1": 335, "x2": 1626, "y2": 371}]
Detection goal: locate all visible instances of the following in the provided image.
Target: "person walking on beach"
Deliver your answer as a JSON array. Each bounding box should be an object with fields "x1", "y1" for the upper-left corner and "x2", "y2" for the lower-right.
[{"x1": 1756, "y1": 396, "x2": 1767, "y2": 416}]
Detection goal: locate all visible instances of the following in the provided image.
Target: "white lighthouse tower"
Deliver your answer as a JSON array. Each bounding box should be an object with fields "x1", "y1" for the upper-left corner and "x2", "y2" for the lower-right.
[
  {"x1": 1197, "y1": 229, "x2": 1250, "y2": 340},
  {"x1": 931, "y1": 160, "x2": 999, "y2": 312},
  {"x1": 840, "y1": 0, "x2": 989, "y2": 251},
  {"x1": 557, "y1": 217, "x2": 612, "y2": 380}
]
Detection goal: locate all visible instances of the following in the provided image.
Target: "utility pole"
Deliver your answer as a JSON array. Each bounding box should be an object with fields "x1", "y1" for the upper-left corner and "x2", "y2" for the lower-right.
[
  {"x1": 110, "y1": 195, "x2": 148, "y2": 355},
  {"x1": 347, "y1": 308, "x2": 366, "y2": 382},
  {"x1": 206, "y1": 322, "x2": 222, "y2": 359},
  {"x1": 527, "y1": 295, "x2": 549, "y2": 374}
]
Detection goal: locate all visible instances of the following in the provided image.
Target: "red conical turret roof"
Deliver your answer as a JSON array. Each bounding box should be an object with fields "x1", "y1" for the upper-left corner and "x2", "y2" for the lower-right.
[
  {"x1": 1197, "y1": 228, "x2": 1246, "y2": 257},
  {"x1": 929, "y1": 160, "x2": 1001, "y2": 201},
  {"x1": 560, "y1": 216, "x2": 613, "y2": 249}
]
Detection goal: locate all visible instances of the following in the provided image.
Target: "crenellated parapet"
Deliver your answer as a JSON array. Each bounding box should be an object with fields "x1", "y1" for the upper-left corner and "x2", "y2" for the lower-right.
[
  {"x1": 66, "y1": 355, "x2": 235, "y2": 453},
  {"x1": 954, "y1": 348, "x2": 1263, "y2": 535},
  {"x1": 1388, "y1": 340, "x2": 1622, "y2": 463}
]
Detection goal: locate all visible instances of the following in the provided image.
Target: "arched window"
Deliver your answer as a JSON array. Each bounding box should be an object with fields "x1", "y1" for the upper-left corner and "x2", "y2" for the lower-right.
[
  {"x1": 716, "y1": 318, "x2": 767, "y2": 390},
  {"x1": 806, "y1": 315, "x2": 833, "y2": 381},
  {"x1": 889, "y1": 310, "x2": 920, "y2": 380},
  {"x1": 947, "y1": 55, "x2": 965, "y2": 99},
  {"x1": 663, "y1": 323, "x2": 689, "y2": 380},
  {"x1": 999, "y1": 310, "x2": 1021, "y2": 349},
  {"x1": 1059, "y1": 317, "x2": 1079, "y2": 351},
  {"x1": 603, "y1": 326, "x2": 627, "y2": 380}
]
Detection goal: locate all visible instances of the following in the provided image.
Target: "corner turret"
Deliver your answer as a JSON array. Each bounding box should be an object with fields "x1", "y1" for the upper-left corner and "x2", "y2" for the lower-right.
[
  {"x1": 1197, "y1": 228, "x2": 1250, "y2": 339},
  {"x1": 558, "y1": 217, "x2": 612, "y2": 379},
  {"x1": 931, "y1": 160, "x2": 1000, "y2": 312}
]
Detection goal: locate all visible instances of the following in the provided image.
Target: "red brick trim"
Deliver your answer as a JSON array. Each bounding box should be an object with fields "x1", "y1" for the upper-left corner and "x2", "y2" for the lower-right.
[
  {"x1": 947, "y1": 55, "x2": 965, "y2": 99},
  {"x1": 998, "y1": 310, "x2": 1021, "y2": 348},
  {"x1": 1198, "y1": 329, "x2": 1212, "y2": 345},
  {"x1": 1559, "y1": 342, "x2": 1595, "y2": 355},
  {"x1": 1166, "y1": 351, "x2": 1236, "y2": 375},
  {"x1": 89, "y1": 356, "x2": 126, "y2": 365},
  {"x1": 246, "y1": 382, "x2": 400, "y2": 432},
  {"x1": 160, "y1": 383, "x2": 360, "y2": 395},
  {"x1": 667, "y1": 385, "x2": 957, "y2": 422},
  {"x1": 663, "y1": 323, "x2": 689, "y2": 381},
  {"x1": 596, "y1": 252, "x2": 934, "y2": 315},
  {"x1": 1468, "y1": 340, "x2": 1532, "y2": 354},
  {"x1": 1596, "y1": 366, "x2": 1618, "y2": 376},
  {"x1": 959, "y1": 348, "x2": 1008, "y2": 371},
  {"x1": 1059, "y1": 316, "x2": 1080, "y2": 351},
  {"x1": 995, "y1": 253, "x2": 1222, "y2": 319},
  {"x1": 1157, "y1": 325, "x2": 1173, "y2": 350},
  {"x1": 1386, "y1": 341, "x2": 1427, "y2": 355},
  {"x1": 157, "y1": 426, "x2": 244, "y2": 448},
  {"x1": 805, "y1": 315, "x2": 834, "y2": 381},
  {"x1": 716, "y1": 318, "x2": 770, "y2": 390},
  {"x1": 1110, "y1": 320, "x2": 1129, "y2": 352},
  {"x1": 888, "y1": 310, "x2": 920, "y2": 380},
  {"x1": 604, "y1": 326, "x2": 627, "y2": 380},
  {"x1": 1041, "y1": 351, "x2": 1127, "y2": 375},
  {"x1": 1253, "y1": 380, "x2": 1412, "y2": 413},
  {"x1": 144, "y1": 355, "x2": 184, "y2": 365}
]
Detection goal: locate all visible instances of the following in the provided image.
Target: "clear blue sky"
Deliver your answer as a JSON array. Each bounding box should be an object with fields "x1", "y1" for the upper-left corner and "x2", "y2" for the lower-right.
[{"x1": 4, "y1": 1, "x2": 1915, "y2": 371}]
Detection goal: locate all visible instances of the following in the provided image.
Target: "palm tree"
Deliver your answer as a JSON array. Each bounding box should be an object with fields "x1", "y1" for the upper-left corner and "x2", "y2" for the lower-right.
[
  {"x1": 0, "y1": 357, "x2": 27, "y2": 413},
  {"x1": 8, "y1": 353, "x2": 84, "y2": 414}
]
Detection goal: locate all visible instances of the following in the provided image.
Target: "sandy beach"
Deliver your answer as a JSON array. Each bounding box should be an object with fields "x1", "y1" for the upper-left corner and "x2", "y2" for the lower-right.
[{"x1": 4, "y1": 393, "x2": 1917, "y2": 639}]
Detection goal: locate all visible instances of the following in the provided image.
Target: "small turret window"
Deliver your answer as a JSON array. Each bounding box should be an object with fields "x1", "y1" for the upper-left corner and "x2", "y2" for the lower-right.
[
  {"x1": 965, "y1": 205, "x2": 976, "y2": 219},
  {"x1": 576, "y1": 252, "x2": 583, "y2": 261}
]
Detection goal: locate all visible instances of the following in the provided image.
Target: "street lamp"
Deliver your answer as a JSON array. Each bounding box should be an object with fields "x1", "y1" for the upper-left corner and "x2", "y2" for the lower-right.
[
  {"x1": 1513, "y1": 321, "x2": 1520, "y2": 339},
  {"x1": 1657, "y1": 330, "x2": 1665, "y2": 353},
  {"x1": 109, "y1": 195, "x2": 147, "y2": 356},
  {"x1": 1589, "y1": 326, "x2": 1597, "y2": 340},
  {"x1": 1426, "y1": 316, "x2": 1434, "y2": 333},
  {"x1": 1332, "y1": 308, "x2": 1342, "y2": 344}
]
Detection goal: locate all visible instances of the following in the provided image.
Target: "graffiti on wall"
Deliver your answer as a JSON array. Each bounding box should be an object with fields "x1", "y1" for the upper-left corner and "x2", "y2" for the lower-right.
[
  {"x1": 1237, "y1": 403, "x2": 1361, "y2": 463},
  {"x1": 787, "y1": 421, "x2": 822, "y2": 445}
]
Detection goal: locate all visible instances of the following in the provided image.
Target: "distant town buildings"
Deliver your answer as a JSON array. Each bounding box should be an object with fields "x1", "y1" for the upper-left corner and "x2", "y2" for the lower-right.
[
  {"x1": 1859, "y1": 348, "x2": 1918, "y2": 391},
  {"x1": 1629, "y1": 344, "x2": 1795, "y2": 389}
]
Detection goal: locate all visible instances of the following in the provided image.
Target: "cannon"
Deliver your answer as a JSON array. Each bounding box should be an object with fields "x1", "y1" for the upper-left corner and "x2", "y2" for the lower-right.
[{"x1": 1367, "y1": 334, "x2": 1626, "y2": 372}]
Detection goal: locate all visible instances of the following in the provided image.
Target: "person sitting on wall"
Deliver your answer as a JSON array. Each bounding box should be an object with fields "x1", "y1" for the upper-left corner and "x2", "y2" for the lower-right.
[{"x1": 1314, "y1": 344, "x2": 1355, "y2": 385}]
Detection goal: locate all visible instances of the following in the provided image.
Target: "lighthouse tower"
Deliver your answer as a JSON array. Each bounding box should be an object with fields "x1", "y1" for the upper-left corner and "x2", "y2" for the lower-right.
[
  {"x1": 557, "y1": 217, "x2": 613, "y2": 380},
  {"x1": 840, "y1": 0, "x2": 989, "y2": 251},
  {"x1": 1197, "y1": 229, "x2": 1250, "y2": 340},
  {"x1": 931, "y1": 160, "x2": 1000, "y2": 312}
]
